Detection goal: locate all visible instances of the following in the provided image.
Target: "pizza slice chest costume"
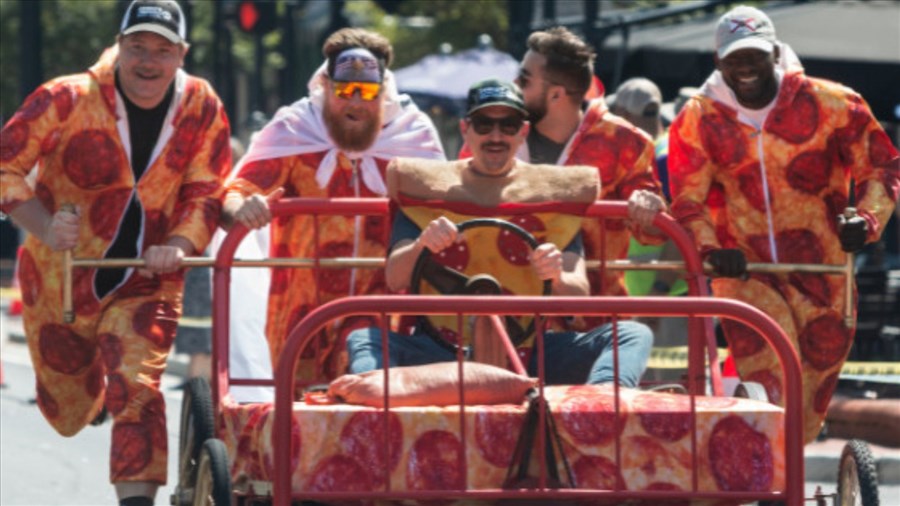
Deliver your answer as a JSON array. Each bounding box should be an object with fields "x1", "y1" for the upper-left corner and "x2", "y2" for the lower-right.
[
  {"x1": 0, "y1": 45, "x2": 231, "y2": 483},
  {"x1": 226, "y1": 70, "x2": 445, "y2": 383},
  {"x1": 345, "y1": 158, "x2": 653, "y2": 387},
  {"x1": 669, "y1": 69, "x2": 900, "y2": 442}
]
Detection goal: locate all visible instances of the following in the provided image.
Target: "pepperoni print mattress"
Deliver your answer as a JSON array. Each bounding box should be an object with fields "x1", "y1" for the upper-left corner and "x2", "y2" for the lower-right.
[{"x1": 219, "y1": 384, "x2": 784, "y2": 498}]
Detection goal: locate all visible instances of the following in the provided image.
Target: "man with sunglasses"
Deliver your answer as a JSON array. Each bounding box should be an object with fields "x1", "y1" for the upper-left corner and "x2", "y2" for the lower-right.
[
  {"x1": 346, "y1": 79, "x2": 653, "y2": 387},
  {"x1": 221, "y1": 28, "x2": 445, "y2": 386},
  {"x1": 463, "y1": 28, "x2": 668, "y2": 326}
]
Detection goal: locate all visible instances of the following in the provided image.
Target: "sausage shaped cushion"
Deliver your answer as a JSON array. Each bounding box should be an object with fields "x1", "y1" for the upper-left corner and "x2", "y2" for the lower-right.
[{"x1": 328, "y1": 362, "x2": 536, "y2": 407}]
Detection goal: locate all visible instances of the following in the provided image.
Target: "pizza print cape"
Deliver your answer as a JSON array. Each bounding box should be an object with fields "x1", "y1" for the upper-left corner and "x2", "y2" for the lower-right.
[
  {"x1": 669, "y1": 69, "x2": 899, "y2": 443},
  {"x1": 226, "y1": 84, "x2": 445, "y2": 383}
]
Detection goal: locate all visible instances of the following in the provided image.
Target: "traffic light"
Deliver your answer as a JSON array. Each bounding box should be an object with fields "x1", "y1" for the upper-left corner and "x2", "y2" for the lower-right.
[{"x1": 236, "y1": 0, "x2": 277, "y2": 34}]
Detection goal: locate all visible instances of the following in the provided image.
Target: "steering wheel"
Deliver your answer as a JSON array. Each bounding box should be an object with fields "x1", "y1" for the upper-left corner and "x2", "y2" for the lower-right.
[{"x1": 409, "y1": 218, "x2": 552, "y2": 353}]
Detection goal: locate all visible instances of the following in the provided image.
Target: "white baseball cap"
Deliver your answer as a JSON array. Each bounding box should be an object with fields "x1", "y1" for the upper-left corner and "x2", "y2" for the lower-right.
[{"x1": 715, "y1": 5, "x2": 776, "y2": 59}]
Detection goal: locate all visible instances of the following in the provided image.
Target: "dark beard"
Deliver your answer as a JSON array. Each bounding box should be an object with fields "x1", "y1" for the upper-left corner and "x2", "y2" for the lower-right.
[
  {"x1": 527, "y1": 102, "x2": 547, "y2": 125},
  {"x1": 323, "y1": 100, "x2": 382, "y2": 152}
]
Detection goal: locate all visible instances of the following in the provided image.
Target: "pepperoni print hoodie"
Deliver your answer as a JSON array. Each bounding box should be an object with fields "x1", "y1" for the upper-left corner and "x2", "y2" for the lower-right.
[
  {"x1": 669, "y1": 68, "x2": 899, "y2": 442},
  {"x1": 1, "y1": 45, "x2": 230, "y2": 323}
]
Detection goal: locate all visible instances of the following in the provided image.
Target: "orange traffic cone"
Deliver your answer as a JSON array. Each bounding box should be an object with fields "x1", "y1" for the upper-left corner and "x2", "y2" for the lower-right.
[{"x1": 7, "y1": 246, "x2": 23, "y2": 316}]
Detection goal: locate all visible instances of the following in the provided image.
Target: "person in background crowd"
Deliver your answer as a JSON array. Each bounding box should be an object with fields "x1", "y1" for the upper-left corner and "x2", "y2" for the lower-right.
[
  {"x1": 668, "y1": 4, "x2": 899, "y2": 443},
  {"x1": 0, "y1": 1, "x2": 230, "y2": 504},
  {"x1": 221, "y1": 28, "x2": 445, "y2": 385}
]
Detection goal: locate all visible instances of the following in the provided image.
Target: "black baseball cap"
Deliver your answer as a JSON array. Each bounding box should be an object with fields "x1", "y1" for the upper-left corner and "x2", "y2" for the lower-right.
[
  {"x1": 466, "y1": 79, "x2": 527, "y2": 117},
  {"x1": 120, "y1": 0, "x2": 186, "y2": 44}
]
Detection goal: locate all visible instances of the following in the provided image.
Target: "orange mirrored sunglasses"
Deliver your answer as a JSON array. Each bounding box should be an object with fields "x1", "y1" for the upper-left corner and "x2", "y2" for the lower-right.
[{"x1": 333, "y1": 81, "x2": 381, "y2": 101}]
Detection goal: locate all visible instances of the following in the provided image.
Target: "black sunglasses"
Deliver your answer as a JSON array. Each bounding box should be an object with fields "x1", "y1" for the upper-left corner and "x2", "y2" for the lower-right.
[{"x1": 467, "y1": 115, "x2": 524, "y2": 136}]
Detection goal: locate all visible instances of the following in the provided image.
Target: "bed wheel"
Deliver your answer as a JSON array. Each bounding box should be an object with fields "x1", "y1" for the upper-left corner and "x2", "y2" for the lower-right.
[
  {"x1": 838, "y1": 439, "x2": 879, "y2": 506},
  {"x1": 172, "y1": 377, "x2": 217, "y2": 506},
  {"x1": 734, "y1": 381, "x2": 769, "y2": 402},
  {"x1": 193, "y1": 439, "x2": 232, "y2": 506}
]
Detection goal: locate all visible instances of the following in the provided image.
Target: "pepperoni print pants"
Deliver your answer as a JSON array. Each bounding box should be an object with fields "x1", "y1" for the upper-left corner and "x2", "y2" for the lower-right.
[
  {"x1": 712, "y1": 274, "x2": 854, "y2": 444},
  {"x1": 22, "y1": 279, "x2": 182, "y2": 485}
]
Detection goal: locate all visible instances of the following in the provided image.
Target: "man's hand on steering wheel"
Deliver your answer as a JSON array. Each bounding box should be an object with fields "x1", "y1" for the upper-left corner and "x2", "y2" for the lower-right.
[
  {"x1": 529, "y1": 243, "x2": 563, "y2": 284},
  {"x1": 417, "y1": 216, "x2": 459, "y2": 253}
]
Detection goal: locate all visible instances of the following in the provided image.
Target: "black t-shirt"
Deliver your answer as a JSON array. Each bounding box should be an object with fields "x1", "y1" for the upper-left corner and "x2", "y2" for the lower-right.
[
  {"x1": 94, "y1": 74, "x2": 174, "y2": 298},
  {"x1": 526, "y1": 127, "x2": 566, "y2": 165}
]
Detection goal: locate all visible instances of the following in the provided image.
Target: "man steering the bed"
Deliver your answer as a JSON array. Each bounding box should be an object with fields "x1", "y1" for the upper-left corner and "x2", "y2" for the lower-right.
[{"x1": 346, "y1": 79, "x2": 663, "y2": 386}]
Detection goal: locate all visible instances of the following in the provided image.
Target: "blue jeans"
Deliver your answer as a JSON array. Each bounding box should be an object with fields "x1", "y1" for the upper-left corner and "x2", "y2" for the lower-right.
[{"x1": 346, "y1": 321, "x2": 652, "y2": 387}]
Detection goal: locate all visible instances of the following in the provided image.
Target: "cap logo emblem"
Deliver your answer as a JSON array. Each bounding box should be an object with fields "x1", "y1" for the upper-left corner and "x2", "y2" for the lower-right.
[
  {"x1": 479, "y1": 87, "x2": 510, "y2": 101},
  {"x1": 136, "y1": 5, "x2": 173, "y2": 22},
  {"x1": 730, "y1": 17, "x2": 762, "y2": 34}
]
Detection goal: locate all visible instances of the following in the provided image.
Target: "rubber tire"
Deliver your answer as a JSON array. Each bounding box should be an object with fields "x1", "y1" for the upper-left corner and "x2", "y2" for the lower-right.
[
  {"x1": 193, "y1": 439, "x2": 232, "y2": 506},
  {"x1": 174, "y1": 377, "x2": 216, "y2": 506},
  {"x1": 838, "y1": 439, "x2": 879, "y2": 506},
  {"x1": 733, "y1": 381, "x2": 768, "y2": 402}
]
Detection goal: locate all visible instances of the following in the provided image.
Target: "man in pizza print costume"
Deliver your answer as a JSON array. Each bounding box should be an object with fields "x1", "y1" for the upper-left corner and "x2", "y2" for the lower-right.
[
  {"x1": 668, "y1": 5, "x2": 899, "y2": 443},
  {"x1": 222, "y1": 28, "x2": 445, "y2": 384},
  {"x1": 513, "y1": 27, "x2": 668, "y2": 307},
  {"x1": 347, "y1": 79, "x2": 653, "y2": 387},
  {"x1": 0, "y1": 1, "x2": 230, "y2": 504}
]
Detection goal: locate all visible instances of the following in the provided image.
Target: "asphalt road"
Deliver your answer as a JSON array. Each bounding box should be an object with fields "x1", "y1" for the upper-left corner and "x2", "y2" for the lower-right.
[{"x1": 0, "y1": 355, "x2": 182, "y2": 505}]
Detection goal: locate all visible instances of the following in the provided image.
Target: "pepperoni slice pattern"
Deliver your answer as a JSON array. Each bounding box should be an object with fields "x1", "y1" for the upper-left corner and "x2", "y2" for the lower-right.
[
  {"x1": 785, "y1": 150, "x2": 831, "y2": 195},
  {"x1": 475, "y1": 405, "x2": 525, "y2": 467},
  {"x1": 698, "y1": 111, "x2": 746, "y2": 167},
  {"x1": 132, "y1": 300, "x2": 179, "y2": 348},
  {"x1": 36, "y1": 381, "x2": 60, "y2": 419},
  {"x1": 106, "y1": 372, "x2": 129, "y2": 415},
  {"x1": 38, "y1": 323, "x2": 94, "y2": 375},
  {"x1": 52, "y1": 83, "x2": 76, "y2": 122},
  {"x1": 16, "y1": 88, "x2": 52, "y2": 122},
  {"x1": 559, "y1": 393, "x2": 626, "y2": 446},
  {"x1": 339, "y1": 411, "x2": 403, "y2": 485},
  {"x1": 63, "y1": 129, "x2": 122, "y2": 189},
  {"x1": 141, "y1": 396, "x2": 168, "y2": 449},
  {"x1": 98, "y1": 332, "x2": 123, "y2": 370},
  {"x1": 708, "y1": 415, "x2": 773, "y2": 491},
  {"x1": 111, "y1": 422, "x2": 153, "y2": 478},
  {"x1": 572, "y1": 454, "x2": 624, "y2": 490},
  {"x1": 721, "y1": 319, "x2": 765, "y2": 360},
  {"x1": 306, "y1": 454, "x2": 373, "y2": 497},
  {"x1": 632, "y1": 393, "x2": 691, "y2": 442},
  {"x1": 89, "y1": 188, "x2": 132, "y2": 240},
  {"x1": 0, "y1": 121, "x2": 28, "y2": 162},
  {"x1": 406, "y1": 430, "x2": 464, "y2": 492},
  {"x1": 766, "y1": 86, "x2": 819, "y2": 144},
  {"x1": 799, "y1": 312, "x2": 850, "y2": 371},
  {"x1": 316, "y1": 241, "x2": 353, "y2": 294},
  {"x1": 17, "y1": 248, "x2": 41, "y2": 307},
  {"x1": 433, "y1": 240, "x2": 470, "y2": 273},
  {"x1": 237, "y1": 158, "x2": 283, "y2": 192}
]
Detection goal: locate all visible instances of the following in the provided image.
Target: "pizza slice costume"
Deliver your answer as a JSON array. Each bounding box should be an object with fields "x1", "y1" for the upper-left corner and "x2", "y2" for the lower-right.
[
  {"x1": 669, "y1": 69, "x2": 899, "y2": 442},
  {"x1": 0, "y1": 46, "x2": 230, "y2": 483},
  {"x1": 225, "y1": 66, "x2": 445, "y2": 383},
  {"x1": 346, "y1": 158, "x2": 652, "y2": 387}
]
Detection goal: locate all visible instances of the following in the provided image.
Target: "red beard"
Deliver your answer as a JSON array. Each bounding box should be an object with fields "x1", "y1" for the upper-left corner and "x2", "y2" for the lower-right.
[{"x1": 323, "y1": 98, "x2": 383, "y2": 152}]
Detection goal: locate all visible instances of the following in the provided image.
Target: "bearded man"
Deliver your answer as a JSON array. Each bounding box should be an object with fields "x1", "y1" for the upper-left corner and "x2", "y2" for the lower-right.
[{"x1": 221, "y1": 28, "x2": 445, "y2": 386}]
